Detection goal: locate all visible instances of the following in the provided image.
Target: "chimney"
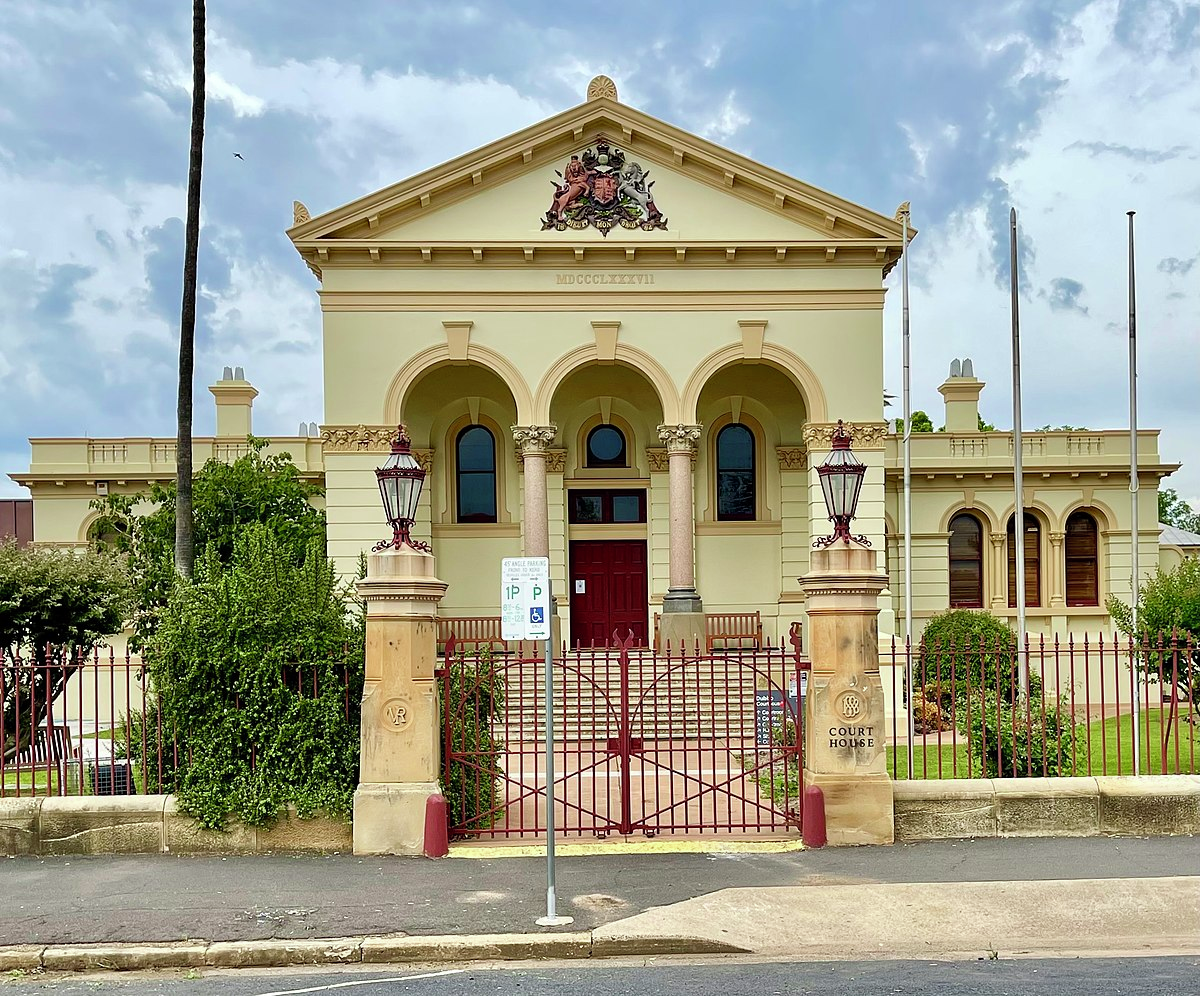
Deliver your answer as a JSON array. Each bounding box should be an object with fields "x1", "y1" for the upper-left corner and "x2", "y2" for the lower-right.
[
  {"x1": 209, "y1": 367, "x2": 259, "y2": 437},
  {"x1": 938, "y1": 357, "x2": 985, "y2": 432}
]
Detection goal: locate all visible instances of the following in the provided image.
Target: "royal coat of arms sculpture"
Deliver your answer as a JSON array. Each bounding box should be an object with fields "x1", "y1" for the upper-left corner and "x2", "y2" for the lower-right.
[{"x1": 541, "y1": 137, "x2": 667, "y2": 235}]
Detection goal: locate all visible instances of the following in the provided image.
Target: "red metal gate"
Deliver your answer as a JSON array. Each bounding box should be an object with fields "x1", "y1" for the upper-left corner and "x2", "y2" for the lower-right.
[{"x1": 439, "y1": 628, "x2": 807, "y2": 838}]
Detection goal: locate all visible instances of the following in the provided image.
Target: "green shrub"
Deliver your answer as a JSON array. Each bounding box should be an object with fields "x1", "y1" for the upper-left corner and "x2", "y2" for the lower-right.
[
  {"x1": 918, "y1": 609, "x2": 1022, "y2": 704},
  {"x1": 145, "y1": 526, "x2": 364, "y2": 829},
  {"x1": 960, "y1": 695, "x2": 1079, "y2": 778},
  {"x1": 440, "y1": 648, "x2": 505, "y2": 833}
]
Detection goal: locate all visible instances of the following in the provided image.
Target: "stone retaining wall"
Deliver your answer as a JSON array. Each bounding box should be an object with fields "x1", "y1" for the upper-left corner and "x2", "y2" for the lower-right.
[
  {"x1": 0, "y1": 796, "x2": 352, "y2": 856},
  {"x1": 894, "y1": 775, "x2": 1200, "y2": 842},
  {"x1": 2, "y1": 779, "x2": 1198, "y2": 855}
]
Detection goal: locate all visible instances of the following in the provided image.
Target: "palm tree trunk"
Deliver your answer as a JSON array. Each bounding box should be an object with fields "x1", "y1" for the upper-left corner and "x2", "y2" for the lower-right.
[{"x1": 175, "y1": 0, "x2": 205, "y2": 579}]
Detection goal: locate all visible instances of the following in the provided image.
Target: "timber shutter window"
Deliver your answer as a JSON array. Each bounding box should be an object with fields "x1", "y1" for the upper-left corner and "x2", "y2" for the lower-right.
[
  {"x1": 716, "y1": 423, "x2": 755, "y2": 520},
  {"x1": 948, "y1": 513, "x2": 984, "y2": 608},
  {"x1": 1065, "y1": 510, "x2": 1099, "y2": 606},
  {"x1": 1007, "y1": 512, "x2": 1042, "y2": 608},
  {"x1": 455, "y1": 425, "x2": 497, "y2": 523}
]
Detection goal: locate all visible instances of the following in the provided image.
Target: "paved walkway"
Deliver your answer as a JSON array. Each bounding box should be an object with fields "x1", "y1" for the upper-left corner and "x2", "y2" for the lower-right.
[{"x1": 0, "y1": 835, "x2": 1197, "y2": 959}]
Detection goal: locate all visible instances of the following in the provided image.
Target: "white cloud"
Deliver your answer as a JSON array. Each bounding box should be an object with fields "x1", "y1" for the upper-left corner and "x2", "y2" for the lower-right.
[{"x1": 885, "y1": 0, "x2": 1200, "y2": 499}]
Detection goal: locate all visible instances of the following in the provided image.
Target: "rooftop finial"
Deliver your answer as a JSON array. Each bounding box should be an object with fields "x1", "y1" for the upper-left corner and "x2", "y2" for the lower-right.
[{"x1": 587, "y1": 75, "x2": 618, "y2": 101}]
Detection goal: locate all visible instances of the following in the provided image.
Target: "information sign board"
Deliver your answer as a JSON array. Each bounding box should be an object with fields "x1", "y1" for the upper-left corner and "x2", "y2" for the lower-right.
[{"x1": 501, "y1": 557, "x2": 552, "y2": 641}]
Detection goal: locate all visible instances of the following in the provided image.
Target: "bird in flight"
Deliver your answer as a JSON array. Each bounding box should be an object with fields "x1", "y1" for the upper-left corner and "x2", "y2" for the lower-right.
[{"x1": 233, "y1": 153, "x2": 244, "y2": 160}]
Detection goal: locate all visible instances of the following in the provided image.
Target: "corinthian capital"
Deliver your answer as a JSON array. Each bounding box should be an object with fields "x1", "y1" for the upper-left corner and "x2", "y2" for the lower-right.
[
  {"x1": 657, "y1": 423, "x2": 702, "y2": 454},
  {"x1": 511, "y1": 425, "x2": 557, "y2": 455}
]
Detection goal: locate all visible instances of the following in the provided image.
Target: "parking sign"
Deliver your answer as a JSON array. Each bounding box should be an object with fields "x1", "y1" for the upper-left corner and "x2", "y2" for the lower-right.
[{"x1": 501, "y1": 557, "x2": 551, "y2": 640}]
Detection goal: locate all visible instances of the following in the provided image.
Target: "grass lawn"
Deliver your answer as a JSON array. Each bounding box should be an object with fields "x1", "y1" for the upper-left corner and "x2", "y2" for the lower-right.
[{"x1": 887, "y1": 708, "x2": 1198, "y2": 779}]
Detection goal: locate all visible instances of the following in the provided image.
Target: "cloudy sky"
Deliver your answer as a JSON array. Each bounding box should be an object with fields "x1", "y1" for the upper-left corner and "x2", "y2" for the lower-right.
[{"x1": 1, "y1": 0, "x2": 1197, "y2": 505}]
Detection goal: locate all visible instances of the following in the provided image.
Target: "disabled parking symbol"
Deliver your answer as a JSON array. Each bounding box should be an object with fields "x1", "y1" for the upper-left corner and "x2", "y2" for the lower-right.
[{"x1": 529, "y1": 606, "x2": 545, "y2": 625}]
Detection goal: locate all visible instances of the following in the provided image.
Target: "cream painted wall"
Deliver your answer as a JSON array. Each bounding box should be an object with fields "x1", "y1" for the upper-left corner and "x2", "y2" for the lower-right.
[{"x1": 369, "y1": 151, "x2": 844, "y2": 244}]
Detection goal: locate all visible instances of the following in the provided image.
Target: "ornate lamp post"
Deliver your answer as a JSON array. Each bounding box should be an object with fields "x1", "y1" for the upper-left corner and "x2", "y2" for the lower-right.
[
  {"x1": 814, "y1": 420, "x2": 870, "y2": 548},
  {"x1": 355, "y1": 422, "x2": 448, "y2": 857},
  {"x1": 374, "y1": 424, "x2": 429, "y2": 552}
]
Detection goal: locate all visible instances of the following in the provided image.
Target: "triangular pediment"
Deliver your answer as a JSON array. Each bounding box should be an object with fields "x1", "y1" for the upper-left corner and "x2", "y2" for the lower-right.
[{"x1": 289, "y1": 95, "x2": 910, "y2": 264}]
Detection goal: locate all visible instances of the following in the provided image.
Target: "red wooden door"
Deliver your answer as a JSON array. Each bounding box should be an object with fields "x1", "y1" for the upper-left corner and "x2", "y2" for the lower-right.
[{"x1": 569, "y1": 541, "x2": 648, "y2": 647}]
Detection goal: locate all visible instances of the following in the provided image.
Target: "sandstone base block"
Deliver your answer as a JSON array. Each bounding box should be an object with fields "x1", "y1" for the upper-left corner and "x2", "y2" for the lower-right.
[
  {"x1": 893, "y1": 779, "x2": 997, "y2": 842},
  {"x1": 1097, "y1": 774, "x2": 1200, "y2": 836},
  {"x1": 38, "y1": 796, "x2": 165, "y2": 855},
  {"x1": 0, "y1": 798, "x2": 41, "y2": 856},
  {"x1": 163, "y1": 796, "x2": 255, "y2": 854},
  {"x1": 994, "y1": 777, "x2": 1099, "y2": 837},
  {"x1": 257, "y1": 807, "x2": 353, "y2": 853},
  {"x1": 806, "y1": 772, "x2": 894, "y2": 845},
  {"x1": 353, "y1": 781, "x2": 439, "y2": 855},
  {"x1": 657, "y1": 611, "x2": 706, "y2": 651}
]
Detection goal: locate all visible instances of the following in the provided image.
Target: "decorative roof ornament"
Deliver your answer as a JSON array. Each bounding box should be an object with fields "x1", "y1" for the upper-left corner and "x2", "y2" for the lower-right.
[
  {"x1": 541, "y1": 136, "x2": 667, "y2": 236},
  {"x1": 293, "y1": 200, "x2": 311, "y2": 225},
  {"x1": 586, "y1": 75, "x2": 618, "y2": 101},
  {"x1": 894, "y1": 201, "x2": 911, "y2": 223}
]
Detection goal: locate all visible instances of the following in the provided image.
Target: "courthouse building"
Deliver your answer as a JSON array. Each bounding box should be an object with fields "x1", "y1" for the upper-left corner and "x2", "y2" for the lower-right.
[{"x1": 12, "y1": 77, "x2": 1182, "y2": 646}]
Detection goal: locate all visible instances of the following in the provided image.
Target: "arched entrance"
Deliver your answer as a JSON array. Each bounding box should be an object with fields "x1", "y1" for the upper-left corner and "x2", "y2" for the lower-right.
[{"x1": 547, "y1": 360, "x2": 666, "y2": 647}]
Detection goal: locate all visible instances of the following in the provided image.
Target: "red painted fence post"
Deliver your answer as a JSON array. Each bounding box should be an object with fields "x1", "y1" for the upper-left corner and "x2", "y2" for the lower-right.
[
  {"x1": 424, "y1": 793, "x2": 449, "y2": 858},
  {"x1": 802, "y1": 784, "x2": 826, "y2": 848}
]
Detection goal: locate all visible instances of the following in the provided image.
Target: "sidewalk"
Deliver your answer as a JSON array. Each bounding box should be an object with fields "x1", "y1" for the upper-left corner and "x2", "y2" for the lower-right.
[{"x1": 0, "y1": 835, "x2": 1197, "y2": 968}]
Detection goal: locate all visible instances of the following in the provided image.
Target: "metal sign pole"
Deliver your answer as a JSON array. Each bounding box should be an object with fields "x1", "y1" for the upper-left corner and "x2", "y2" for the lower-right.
[{"x1": 536, "y1": 575, "x2": 571, "y2": 927}]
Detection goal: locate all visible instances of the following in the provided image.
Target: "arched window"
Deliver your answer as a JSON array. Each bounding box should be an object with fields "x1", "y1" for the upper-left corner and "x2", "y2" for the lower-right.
[
  {"x1": 585, "y1": 424, "x2": 627, "y2": 468},
  {"x1": 456, "y1": 425, "x2": 497, "y2": 523},
  {"x1": 1007, "y1": 512, "x2": 1041, "y2": 608},
  {"x1": 1065, "y1": 510, "x2": 1099, "y2": 606},
  {"x1": 948, "y1": 513, "x2": 984, "y2": 608},
  {"x1": 716, "y1": 423, "x2": 755, "y2": 520}
]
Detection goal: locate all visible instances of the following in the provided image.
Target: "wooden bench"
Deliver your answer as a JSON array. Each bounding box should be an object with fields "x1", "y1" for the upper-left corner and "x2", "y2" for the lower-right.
[
  {"x1": 437, "y1": 616, "x2": 506, "y2": 653},
  {"x1": 653, "y1": 611, "x2": 786, "y2": 652},
  {"x1": 11, "y1": 725, "x2": 77, "y2": 787}
]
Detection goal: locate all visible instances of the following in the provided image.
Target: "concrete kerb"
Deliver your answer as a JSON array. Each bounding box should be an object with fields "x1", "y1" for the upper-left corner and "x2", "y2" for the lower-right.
[{"x1": 0, "y1": 933, "x2": 747, "y2": 974}]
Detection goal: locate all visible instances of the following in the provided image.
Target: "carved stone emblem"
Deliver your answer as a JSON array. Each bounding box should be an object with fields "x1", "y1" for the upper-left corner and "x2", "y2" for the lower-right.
[
  {"x1": 541, "y1": 137, "x2": 667, "y2": 236},
  {"x1": 838, "y1": 690, "x2": 864, "y2": 722},
  {"x1": 381, "y1": 697, "x2": 411, "y2": 732}
]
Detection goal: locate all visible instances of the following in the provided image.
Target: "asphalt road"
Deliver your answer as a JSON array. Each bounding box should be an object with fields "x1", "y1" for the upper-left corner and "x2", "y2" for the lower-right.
[
  {"x1": 3, "y1": 957, "x2": 1200, "y2": 996},
  {"x1": 2, "y1": 835, "x2": 1198, "y2": 945}
]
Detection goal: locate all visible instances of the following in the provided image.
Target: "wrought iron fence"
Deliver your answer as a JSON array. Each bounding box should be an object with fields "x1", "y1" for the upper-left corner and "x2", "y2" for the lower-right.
[
  {"x1": 884, "y1": 632, "x2": 1197, "y2": 779},
  {"x1": 1, "y1": 646, "x2": 353, "y2": 798}
]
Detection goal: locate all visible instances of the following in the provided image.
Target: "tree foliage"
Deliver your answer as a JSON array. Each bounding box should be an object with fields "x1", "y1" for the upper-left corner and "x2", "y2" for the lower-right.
[
  {"x1": 92, "y1": 438, "x2": 325, "y2": 647},
  {"x1": 145, "y1": 526, "x2": 364, "y2": 828},
  {"x1": 917, "y1": 609, "x2": 1021, "y2": 704},
  {"x1": 894, "y1": 410, "x2": 935, "y2": 434},
  {"x1": 1107, "y1": 556, "x2": 1200, "y2": 717},
  {"x1": 0, "y1": 542, "x2": 132, "y2": 760},
  {"x1": 1159, "y1": 488, "x2": 1200, "y2": 533}
]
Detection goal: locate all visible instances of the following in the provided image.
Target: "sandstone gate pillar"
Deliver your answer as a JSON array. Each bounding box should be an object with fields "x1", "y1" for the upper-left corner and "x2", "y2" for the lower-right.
[
  {"x1": 353, "y1": 545, "x2": 448, "y2": 855},
  {"x1": 798, "y1": 541, "x2": 894, "y2": 845}
]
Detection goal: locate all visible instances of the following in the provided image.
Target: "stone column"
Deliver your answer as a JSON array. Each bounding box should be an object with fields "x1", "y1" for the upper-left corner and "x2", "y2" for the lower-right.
[
  {"x1": 512, "y1": 425, "x2": 557, "y2": 558},
  {"x1": 1048, "y1": 530, "x2": 1065, "y2": 608},
  {"x1": 353, "y1": 545, "x2": 448, "y2": 855},
  {"x1": 799, "y1": 540, "x2": 893, "y2": 845},
  {"x1": 656, "y1": 423, "x2": 705, "y2": 648},
  {"x1": 989, "y1": 534, "x2": 1006, "y2": 610}
]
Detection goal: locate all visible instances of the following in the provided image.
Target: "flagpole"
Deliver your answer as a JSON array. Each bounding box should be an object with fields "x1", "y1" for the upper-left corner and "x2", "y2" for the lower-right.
[
  {"x1": 900, "y1": 203, "x2": 914, "y2": 779},
  {"x1": 1010, "y1": 208, "x2": 1028, "y2": 697},
  {"x1": 1128, "y1": 210, "x2": 1142, "y2": 776}
]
